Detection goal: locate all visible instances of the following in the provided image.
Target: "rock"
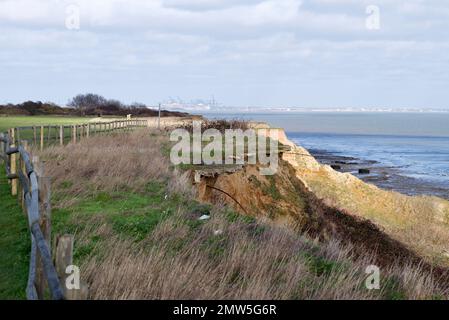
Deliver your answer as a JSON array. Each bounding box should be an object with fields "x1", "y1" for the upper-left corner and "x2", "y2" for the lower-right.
[
  {"x1": 359, "y1": 168, "x2": 370, "y2": 174},
  {"x1": 331, "y1": 165, "x2": 341, "y2": 170},
  {"x1": 198, "y1": 215, "x2": 210, "y2": 221},
  {"x1": 214, "y1": 230, "x2": 223, "y2": 236}
]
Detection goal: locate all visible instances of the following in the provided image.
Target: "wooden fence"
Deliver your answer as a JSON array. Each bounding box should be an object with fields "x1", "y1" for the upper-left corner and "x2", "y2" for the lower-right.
[{"x1": 0, "y1": 119, "x2": 147, "y2": 299}]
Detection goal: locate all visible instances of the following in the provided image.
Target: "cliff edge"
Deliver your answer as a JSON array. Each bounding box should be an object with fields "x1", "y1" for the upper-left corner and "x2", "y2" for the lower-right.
[{"x1": 196, "y1": 124, "x2": 449, "y2": 269}]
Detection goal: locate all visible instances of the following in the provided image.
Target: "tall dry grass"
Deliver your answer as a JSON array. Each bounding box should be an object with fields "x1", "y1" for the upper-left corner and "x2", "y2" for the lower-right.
[
  {"x1": 80, "y1": 208, "x2": 448, "y2": 300},
  {"x1": 38, "y1": 129, "x2": 448, "y2": 300},
  {"x1": 37, "y1": 129, "x2": 196, "y2": 206}
]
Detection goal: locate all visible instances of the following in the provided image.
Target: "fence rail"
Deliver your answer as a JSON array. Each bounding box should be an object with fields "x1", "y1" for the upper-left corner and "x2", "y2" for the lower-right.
[
  {"x1": 0, "y1": 118, "x2": 147, "y2": 299},
  {"x1": 7, "y1": 119, "x2": 148, "y2": 150}
]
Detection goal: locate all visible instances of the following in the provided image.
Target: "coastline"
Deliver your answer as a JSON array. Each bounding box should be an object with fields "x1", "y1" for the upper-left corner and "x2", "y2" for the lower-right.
[
  {"x1": 206, "y1": 112, "x2": 449, "y2": 200},
  {"x1": 306, "y1": 148, "x2": 449, "y2": 200}
]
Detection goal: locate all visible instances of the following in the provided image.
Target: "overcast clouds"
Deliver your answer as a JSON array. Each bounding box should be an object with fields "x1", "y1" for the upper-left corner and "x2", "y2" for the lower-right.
[{"x1": 1, "y1": 0, "x2": 448, "y2": 108}]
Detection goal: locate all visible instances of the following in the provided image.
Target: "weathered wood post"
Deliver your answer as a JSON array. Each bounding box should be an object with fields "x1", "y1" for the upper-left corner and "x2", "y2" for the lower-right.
[
  {"x1": 158, "y1": 103, "x2": 161, "y2": 130},
  {"x1": 40, "y1": 126, "x2": 44, "y2": 151},
  {"x1": 55, "y1": 235, "x2": 89, "y2": 300},
  {"x1": 33, "y1": 126, "x2": 37, "y2": 146},
  {"x1": 72, "y1": 126, "x2": 76, "y2": 144},
  {"x1": 32, "y1": 157, "x2": 53, "y2": 299},
  {"x1": 47, "y1": 125, "x2": 51, "y2": 144},
  {"x1": 0, "y1": 133, "x2": 4, "y2": 158},
  {"x1": 17, "y1": 140, "x2": 23, "y2": 207},
  {"x1": 16, "y1": 127, "x2": 21, "y2": 143},
  {"x1": 59, "y1": 125, "x2": 64, "y2": 146},
  {"x1": 20, "y1": 140, "x2": 29, "y2": 211},
  {"x1": 9, "y1": 128, "x2": 18, "y2": 196},
  {"x1": 86, "y1": 124, "x2": 90, "y2": 138}
]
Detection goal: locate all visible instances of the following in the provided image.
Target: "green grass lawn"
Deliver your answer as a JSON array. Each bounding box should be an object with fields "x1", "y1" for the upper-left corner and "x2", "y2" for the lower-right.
[
  {"x1": 0, "y1": 116, "x2": 94, "y2": 133},
  {"x1": 0, "y1": 164, "x2": 30, "y2": 299}
]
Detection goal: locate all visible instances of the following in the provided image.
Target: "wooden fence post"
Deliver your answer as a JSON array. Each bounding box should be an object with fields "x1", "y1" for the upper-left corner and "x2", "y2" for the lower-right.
[
  {"x1": 37, "y1": 175, "x2": 52, "y2": 299},
  {"x1": 72, "y1": 126, "x2": 76, "y2": 144},
  {"x1": 32, "y1": 156, "x2": 52, "y2": 299},
  {"x1": 9, "y1": 128, "x2": 18, "y2": 196},
  {"x1": 47, "y1": 125, "x2": 51, "y2": 144},
  {"x1": 40, "y1": 126, "x2": 44, "y2": 151},
  {"x1": 55, "y1": 235, "x2": 89, "y2": 300},
  {"x1": 33, "y1": 126, "x2": 37, "y2": 146},
  {"x1": 59, "y1": 125, "x2": 64, "y2": 146},
  {"x1": 0, "y1": 133, "x2": 4, "y2": 158},
  {"x1": 20, "y1": 140, "x2": 29, "y2": 211},
  {"x1": 86, "y1": 124, "x2": 90, "y2": 138},
  {"x1": 17, "y1": 140, "x2": 23, "y2": 206}
]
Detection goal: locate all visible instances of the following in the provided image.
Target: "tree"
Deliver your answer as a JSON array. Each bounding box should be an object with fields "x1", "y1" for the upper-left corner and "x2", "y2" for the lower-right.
[{"x1": 68, "y1": 94, "x2": 107, "y2": 116}]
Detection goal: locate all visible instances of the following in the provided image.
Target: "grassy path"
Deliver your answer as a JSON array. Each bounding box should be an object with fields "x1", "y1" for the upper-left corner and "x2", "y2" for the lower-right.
[{"x1": 0, "y1": 164, "x2": 29, "y2": 299}]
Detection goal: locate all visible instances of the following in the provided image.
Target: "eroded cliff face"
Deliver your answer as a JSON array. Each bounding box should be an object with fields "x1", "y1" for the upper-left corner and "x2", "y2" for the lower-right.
[
  {"x1": 283, "y1": 138, "x2": 449, "y2": 266},
  {"x1": 195, "y1": 126, "x2": 449, "y2": 268},
  {"x1": 197, "y1": 163, "x2": 310, "y2": 230}
]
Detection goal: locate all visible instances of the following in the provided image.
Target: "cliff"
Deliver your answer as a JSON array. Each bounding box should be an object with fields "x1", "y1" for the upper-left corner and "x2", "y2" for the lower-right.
[{"x1": 196, "y1": 124, "x2": 449, "y2": 269}]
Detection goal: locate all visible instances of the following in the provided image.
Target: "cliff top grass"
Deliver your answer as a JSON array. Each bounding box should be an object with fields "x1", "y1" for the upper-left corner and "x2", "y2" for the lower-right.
[
  {"x1": 0, "y1": 115, "x2": 94, "y2": 133},
  {"x1": 31, "y1": 128, "x2": 448, "y2": 299}
]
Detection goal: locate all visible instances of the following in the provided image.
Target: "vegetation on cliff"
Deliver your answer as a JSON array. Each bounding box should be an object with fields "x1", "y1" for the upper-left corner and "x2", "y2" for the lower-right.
[{"x1": 29, "y1": 127, "x2": 448, "y2": 299}]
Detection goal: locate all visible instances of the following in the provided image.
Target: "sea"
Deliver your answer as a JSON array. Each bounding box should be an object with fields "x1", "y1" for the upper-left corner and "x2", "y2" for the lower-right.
[{"x1": 203, "y1": 112, "x2": 449, "y2": 199}]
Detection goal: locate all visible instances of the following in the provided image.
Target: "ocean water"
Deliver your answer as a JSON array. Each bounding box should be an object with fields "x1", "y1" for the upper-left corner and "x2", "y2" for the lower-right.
[{"x1": 204, "y1": 112, "x2": 449, "y2": 197}]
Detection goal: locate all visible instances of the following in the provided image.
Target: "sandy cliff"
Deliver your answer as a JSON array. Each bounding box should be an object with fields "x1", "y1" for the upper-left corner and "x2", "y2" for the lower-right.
[{"x1": 196, "y1": 124, "x2": 449, "y2": 268}]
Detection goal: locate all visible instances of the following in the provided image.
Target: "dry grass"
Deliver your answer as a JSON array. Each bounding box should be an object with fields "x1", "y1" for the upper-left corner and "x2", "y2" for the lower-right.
[
  {"x1": 80, "y1": 208, "x2": 448, "y2": 300},
  {"x1": 179, "y1": 119, "x2": 249, "y2": 133},
  {"x1": 36, "y1": 129, "x2": 186, "y2": 206},
  {"x1": 37, "y1": 129, "x2": 449, "y2": 300}
]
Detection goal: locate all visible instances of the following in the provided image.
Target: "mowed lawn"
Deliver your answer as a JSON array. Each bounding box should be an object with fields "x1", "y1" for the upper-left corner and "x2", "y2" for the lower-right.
[{"x1": 0, "y1": 116, "x2": 94, "y2": 133}]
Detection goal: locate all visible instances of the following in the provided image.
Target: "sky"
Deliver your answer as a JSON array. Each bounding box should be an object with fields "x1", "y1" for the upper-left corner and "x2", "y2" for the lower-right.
[{"x1": 0, "y1": 0, "x2": 449, "y2": 109}]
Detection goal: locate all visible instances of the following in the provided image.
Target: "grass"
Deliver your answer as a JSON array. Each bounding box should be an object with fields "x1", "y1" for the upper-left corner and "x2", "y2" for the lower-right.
[
  {"x1": 0, "y1": 115, "x2": 93, "y2": 133},
  {"x1": 2, "y1": 124, "x2": 448, "y2": 299},
  {"x1": 0, "y1": 164, "x2": 30, "y2": 300},
  {"x1": 34, "y1": 129, "x2": 448, "y2": 300}
]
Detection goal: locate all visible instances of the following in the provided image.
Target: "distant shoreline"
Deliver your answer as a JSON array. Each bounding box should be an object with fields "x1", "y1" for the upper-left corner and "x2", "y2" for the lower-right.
[
  {"x1": 306, "y1": 147, "x2": 449, "y2": 200},
  {"x1": 193, "y1": 109, "x2": 449, "y2": 115}
]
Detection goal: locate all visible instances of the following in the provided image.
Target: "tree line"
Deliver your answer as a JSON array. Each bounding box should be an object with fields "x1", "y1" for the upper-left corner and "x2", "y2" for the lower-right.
[{"x1": 0, "y1": 94, "x2": 189, "y2": 117}]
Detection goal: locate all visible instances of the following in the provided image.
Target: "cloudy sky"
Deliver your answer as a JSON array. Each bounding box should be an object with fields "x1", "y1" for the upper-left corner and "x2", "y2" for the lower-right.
[{"x1": 1, "y1": 0, "x2": 448, "y2": 108}]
